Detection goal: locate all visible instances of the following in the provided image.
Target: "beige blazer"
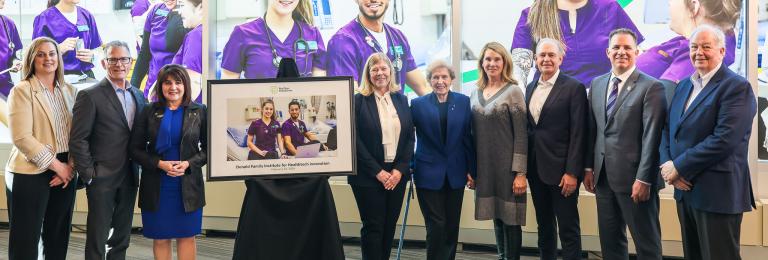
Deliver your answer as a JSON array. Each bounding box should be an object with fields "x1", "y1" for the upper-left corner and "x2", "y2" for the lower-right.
[{"x1": 5, "y1": 76, "x2": 76, "y2": 174}]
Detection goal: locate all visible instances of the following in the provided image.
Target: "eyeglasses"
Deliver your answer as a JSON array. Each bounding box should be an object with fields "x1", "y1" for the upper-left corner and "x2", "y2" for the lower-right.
[{"x1": 105, "y1": 57, "x2": 132, "y2": 65}]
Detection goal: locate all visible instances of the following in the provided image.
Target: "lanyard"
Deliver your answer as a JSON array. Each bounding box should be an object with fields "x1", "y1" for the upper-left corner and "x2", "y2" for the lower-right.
[
  {"x1": 355, "y1": 18, "x2": 403, "y2": 73},
  {"x1": 263, "y1": 16, "x2": 313, "y2": 76},
  {"x1": 1, "y1": 16, "x2": 14, "y2": 51}
]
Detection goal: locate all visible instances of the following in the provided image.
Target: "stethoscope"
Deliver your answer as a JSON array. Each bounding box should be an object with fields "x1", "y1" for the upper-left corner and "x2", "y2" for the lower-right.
[
  {"x1": 0, "y1": 15, "x2": 19, "y2": 75},
  {"x1": 355, "y1": 17, "x2": 403, "y2": 84},
  {"x1": 263, "y1": 14, "x2": 314, "y2": 76}
]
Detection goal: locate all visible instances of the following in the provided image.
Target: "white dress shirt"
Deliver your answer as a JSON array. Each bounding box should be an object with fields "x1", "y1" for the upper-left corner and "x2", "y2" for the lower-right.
[
  {"x1": 606, "y1": 66, "x2": 636, "y2": 104},
  {"x1": 530, "y1": 70, "x2": 560, "y2": 124},
  {"x1": 685, "y1": 63, "x2": 722, "y2": 111},
  {"x1": 374, "y1": 91, "x2": 401, "y2": 163}
]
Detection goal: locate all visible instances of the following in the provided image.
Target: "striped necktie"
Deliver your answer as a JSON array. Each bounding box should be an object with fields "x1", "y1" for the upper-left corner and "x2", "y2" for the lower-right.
[{"x1": 606, "y1": 77, "x2": 621, "y2": 118}]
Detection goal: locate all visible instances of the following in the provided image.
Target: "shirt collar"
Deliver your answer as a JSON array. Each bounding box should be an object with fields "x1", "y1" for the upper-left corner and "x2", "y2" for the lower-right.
[
  {"x1": 107, "y1": 78, "x2": 132, "y2": 92},
  {"x1": 692, "y1": 62, "x2": 722, "y2": 86},
  {"x1": 538, "y1": 70, "x2": 560, "y2": 87},
  {"x1": 610, "y1": 66, "x2": 636, "y2": 83},
  {"x1": 374, "y1": 91, "x2": 390, "y2": 100}
]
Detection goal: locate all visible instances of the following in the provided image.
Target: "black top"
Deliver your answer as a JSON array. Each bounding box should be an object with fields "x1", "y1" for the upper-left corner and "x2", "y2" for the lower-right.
[{"x1": 437, "y1": 101, "x2": 448, "y2": 144}]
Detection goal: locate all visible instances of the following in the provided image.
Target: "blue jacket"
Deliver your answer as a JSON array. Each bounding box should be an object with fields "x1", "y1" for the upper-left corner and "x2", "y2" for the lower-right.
[
  {"x1": 410, "y1": 92, "x2": 475, "y2": 190},
  {"x1": 660, "y1": 65, "x2": 756, "y2": 214}
]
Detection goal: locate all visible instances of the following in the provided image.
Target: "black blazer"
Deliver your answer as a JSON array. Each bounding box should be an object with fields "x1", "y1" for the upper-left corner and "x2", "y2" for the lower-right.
[
  {"x1": 350, "y1": 92, "x2": 415, "y2": 187},
  {"x1": 70, "y1": 78, "x2": 148, "y2": 186},
  {"x1": 526, "y1": 73, "x2": 588, "y2": 185},
  {"x1": 130, "y1": 102, "x2": 207, "y2": 212}
]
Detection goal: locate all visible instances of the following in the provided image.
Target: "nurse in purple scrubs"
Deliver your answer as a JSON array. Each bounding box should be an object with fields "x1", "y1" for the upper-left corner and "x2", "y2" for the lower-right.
[
  {"x1": 221, "y1": 0, "x2": 326, "y2": 79},
  {"x1": 130, "y1": 0, "x2": 157, "y2": 53},
  {"x1": 511, "y1": 0, "x2": 644, "y2": 86},
  {"x1": 173, "y1": 0, "x2": 203, "y2": 102},
  {"x1": 34, "y1": 0, "x2": 102, "y2": 78},
  {"x1": 131, "y1": 0, "x2": 189, "y2": 98},
  {"x1": 326, "y1": 0, "x2": 428, "y2": 95},
  {"x1": 0, "y1": 0, "x2": 22, "y2": 126},
  {"x1": 636, "y1": 0, "x2": 741, "y2": 83},
  {"x1": 246, "y1": 100, "x2": 286, "y2": 160}
]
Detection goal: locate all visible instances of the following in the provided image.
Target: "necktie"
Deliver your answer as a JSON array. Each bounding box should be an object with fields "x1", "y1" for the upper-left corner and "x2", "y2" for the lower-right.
[{"x1": 606, "y1": 77, "x2": 621, "y2": 118}]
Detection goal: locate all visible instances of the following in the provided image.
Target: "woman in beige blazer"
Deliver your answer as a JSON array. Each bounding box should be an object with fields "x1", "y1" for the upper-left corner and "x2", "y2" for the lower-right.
[{"x1": 5, "y1": 36, "x2": 77, "y2": 260}]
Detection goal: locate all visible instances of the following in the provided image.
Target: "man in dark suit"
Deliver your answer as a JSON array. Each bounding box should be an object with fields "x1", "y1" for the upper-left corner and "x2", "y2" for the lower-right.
[
  {"x1": 70, "y1": 41, "x2": 148, "y2": 260},
  {"x1": 660, "y1": 25, "x2": 756, "y2": 260},
  {"x1": 584, "y1": 29, "x2": 666, "y2": 260},
  {"x1": 525, "y1": 38, "x2": 587, "y2": 260}
]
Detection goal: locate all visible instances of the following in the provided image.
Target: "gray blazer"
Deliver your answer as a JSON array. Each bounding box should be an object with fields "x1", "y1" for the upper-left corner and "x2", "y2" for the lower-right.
[{"x1": 586, "y1": 69, "x2": 666, "y2": 193}]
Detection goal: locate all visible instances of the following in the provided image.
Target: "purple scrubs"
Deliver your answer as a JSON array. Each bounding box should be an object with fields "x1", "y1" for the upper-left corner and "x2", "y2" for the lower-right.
[
  {"x1": 512, "y1": 0, "x2": 644, "y2": 86},
  {"x1": 143, "y1": 4, "x2": 178, "y2": 92},
  {"x1": 131, "y1": 0, "x2": 151, "y2": 17},
  {"x1": 33, "y1": 6, "x2": 103, "y2": 73},
  {"x1": 281, "y1": 119, "x2": 308, "y2": 147},
  {"x1": 248, "y1": 119, "x2": 281, "y2": 152},
  {"x1": 327, "y1": 20, "x2": 417, "y2": 90},
  {"x1": 173, "y1": 24, "x2": 202, "y2": 102},
  {"x1": 221, "y1": 18, "x2": 326, "y2": 79},
  {"x1": 0, "y1": 15, "x2": 22, "y2": 98},
  {"x1": 637, "y1": 33, "x2": 737, "y2": 82}
]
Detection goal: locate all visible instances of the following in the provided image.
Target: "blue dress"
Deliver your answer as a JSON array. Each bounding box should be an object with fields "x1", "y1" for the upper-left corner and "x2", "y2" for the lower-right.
[{"x1": 142, "y1": 107, "x2": 203, "y2": 239}]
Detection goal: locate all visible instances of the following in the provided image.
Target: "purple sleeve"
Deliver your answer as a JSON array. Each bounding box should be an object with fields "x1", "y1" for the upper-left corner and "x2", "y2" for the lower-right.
[
  {"x1": 131, "y1": 0, "x2": 149, "y2": 17},
  {"x1": 172, "y1": 44, "x2": 184, "y2": 65},
  {"x1": 660, "y1": 52, "x2": 694, "y2": 82},
  {"x1": 511, "y1": 8, "x2": 534, "y2": 50},
  {"x1": 326, "y1": 34, "x2": 361, "y2": 82},
  {"x1": 612, "y1": 2, "x2": 644, "y2": 44},
  {"x1": 280, "y1": 121, "x2": 291, "y2": 136},
  {"x1": 32, "y1": 14, "x2": 46, "y2": 39},
  {"x1": 86, "y1": 12, "x2": 102, "y2": 49},
  {"x1": 399, "y1": 32, "x2": 417, "y2": 73},
  {"x1": 310, "y1": 27, "x2": 327, "y2": 70},
  {"x1": 220, "y1": 26, "x2": 246, "y2": 73},
  {"x1": 9, "y1": 19, "x2": 21, "y2": 51},
  {"x1": 247, "y1": 121, "x2": 257, "y2": 135}
]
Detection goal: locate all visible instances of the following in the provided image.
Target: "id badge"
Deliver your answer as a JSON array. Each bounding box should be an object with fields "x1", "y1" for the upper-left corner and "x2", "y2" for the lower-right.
[
  {"x1": 155, "y1": 9, "x2": 170, "y2": 17},
  {"x1": 77, "y1": 25, "x2": 90, "y2": 32}
]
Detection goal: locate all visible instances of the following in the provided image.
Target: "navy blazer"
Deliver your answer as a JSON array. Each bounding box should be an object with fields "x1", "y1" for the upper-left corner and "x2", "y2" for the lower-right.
[
  {"x1": 350, "y1": 92, "x2": 415, "y2": 187},
  {"x1": 525, "y1": 73, "x2": 588, "y2": 185},
  {"x1": 660, "y1": 65, "x2": 756, "y2": 214},
  {"x1": 410, "y1": 92, "x2": 475, "y2": 190}
]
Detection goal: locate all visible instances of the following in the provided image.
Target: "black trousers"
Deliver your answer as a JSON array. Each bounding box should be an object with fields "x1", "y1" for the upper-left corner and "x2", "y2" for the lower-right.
[
  {"x1": 84, "y1": 172, "x2": 138, "y2": 260},
  {"x1": 350, "y1": 164, "x2": 406, "y2": 260},
  {"x1": 595, "y1": 172, "x2": 662, "y2": 260},
  {"x1": 493, "y1": 219, "x2": 522, "y2": 260},
  {"x1": 677, "y1": 201, "x2": 743, "y2": 260},
  {"x1": 416, "y1": 186, "x2": 464, "y2": 260},
  {"x1": 528, "y1": 172, "x2": 581, "y2": 260},
  {"x1": 7, "y1": 153, "x2": 76, "y2": 260}
]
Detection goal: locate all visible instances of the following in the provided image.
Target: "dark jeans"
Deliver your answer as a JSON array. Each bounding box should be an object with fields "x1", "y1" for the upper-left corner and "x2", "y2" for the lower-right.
[
  {"x1": 350, "y1": 163, "x2": 406, "y2": 260},
  {"x1": 416, "y1": 186, "x2": 464, "y2": 260},
  {"x1": 7, "y1": 153, "x2": 76, "y2": 260},
  {"x1": 493, "y1": 219, "x2": 522, "y2": 260}
]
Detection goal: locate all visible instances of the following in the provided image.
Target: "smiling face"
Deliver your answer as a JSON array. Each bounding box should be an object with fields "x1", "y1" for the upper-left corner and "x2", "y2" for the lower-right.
[
  {"x1": 535, "y1": 42, "x2": 563, "y2": 77},
  {"x1": 606, "y1": 33, "x2": 639, "y2": 75},
  {"x1": 161, "y1": 75, "x2": 185, "y2": 105},
  {"x1": 102, "y1": 45, "x2": 131, "y2": 82},
  {"x1": 269, "y1": 0, "x2": 299, "y2": 17},
  {"x1": 34, "y1": 42, "x2": 59, "y2": 75},
  {"x1": 179, "y1": 0, "x2": 203, "y2": 28},
  {"x1": 262, "y1": 102, "x2": 275, "y2": 119},
  {"x1": 482, "y1": 49, "x2": 504, "y2": 80},
  {"x1": 289, "y1": 104, "x2": 300, "y2": 119},
  {"x1": 689, "y1": 29, "x2": 725, "y2": 74},
  {"x1": 368, "y1": 60, "x2": 391, "y2": 91},
  {"x1": 429, "y1": 67, "x2": 452, "y2": 96},
  {"x1": 358, "y1": 0, "x2": 389, "y2": 20}
]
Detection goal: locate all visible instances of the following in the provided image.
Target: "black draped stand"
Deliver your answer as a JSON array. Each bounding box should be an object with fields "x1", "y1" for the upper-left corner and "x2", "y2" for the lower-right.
[{"x1": 231, "y1": 59, "x2": 345, "y2": 260}]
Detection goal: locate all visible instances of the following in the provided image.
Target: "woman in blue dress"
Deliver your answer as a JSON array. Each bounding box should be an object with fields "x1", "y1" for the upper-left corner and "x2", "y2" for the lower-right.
[{"x1": 130, "y1": 64, "x2": 207, "y2": 260}]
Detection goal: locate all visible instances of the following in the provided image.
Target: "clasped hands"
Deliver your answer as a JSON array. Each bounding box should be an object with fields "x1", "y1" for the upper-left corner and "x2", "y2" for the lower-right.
[
  {"x1": 158, "y1": 160, "x2": 190, "y2": 177},
  {"x1": 376, "y1": 169, "x2": 403, "y2": 190},
  {"x1": 660, "y1": 160, "x2": 692, "y2": 191},
  {"x1": 49, "y1": 159, "x2": 75, "y2": 188}
]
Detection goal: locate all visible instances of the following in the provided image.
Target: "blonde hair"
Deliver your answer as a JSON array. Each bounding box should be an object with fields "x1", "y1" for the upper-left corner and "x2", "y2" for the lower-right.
[
  {"x1": 22, "y1": 37, "x2": 66, "y2": 88},
  {"x1": 360, "y1": 53, "x2": 400, "y2": 96},
  {"x1": 294, "y1": 0, "x2": 314, "y2": 25},
  {"x1": 527, "y1": 0, "x2": 562, "y2": 43},
  {"x1": 477, "y1": 42, "x2": 517, "y2": 90}
]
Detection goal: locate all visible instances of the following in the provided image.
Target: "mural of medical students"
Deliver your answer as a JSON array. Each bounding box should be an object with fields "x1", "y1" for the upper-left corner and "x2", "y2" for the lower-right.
[
  {"x1": 220, "y1": 0, "x2": 326, "y2": 79},
  {"x1": 511, "y1": 0, "x2": 644, "y2": 86},
  {"x1": 131, "y1": 0, "x2": 190, "y2": 98},
  {"x1": 173, "y1": 0, "x2": 203, "y2": 102},
  {"x1": 33, "y1": 0, "x2": 103, "y2": 78},
  {"x1": 326, "y1": 0, "x2": 428, "y2": 95},
  {"x1": 0, "y1": 0, "x2": 22, "y2": 126},
  {"x1": 636, "y1": 0, "x2": 741, "y2": 83}
]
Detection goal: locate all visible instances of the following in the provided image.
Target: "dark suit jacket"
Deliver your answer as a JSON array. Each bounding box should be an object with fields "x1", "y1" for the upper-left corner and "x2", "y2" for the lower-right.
[
  {"x1": 130, "y1": 102, "x2": 207, "y2": 212},
  {"x1": 587, "y1": 69, "x2": 667, "y2": 193},
  {"x1": 350, "y1": 92, "x2": 415, "y2": 187},
  {"x1": 70, "y1": 78, "x2": 148, "y2": 186},
  {"x1": 410, "y1": 92, "x2": 474, "y2": 190},
  {"x1": 660, "y1": 65, "x2": 756, "y2": 214},
  {"x1": 526, "y1": 73, "x2": 588, "y2": 185}
]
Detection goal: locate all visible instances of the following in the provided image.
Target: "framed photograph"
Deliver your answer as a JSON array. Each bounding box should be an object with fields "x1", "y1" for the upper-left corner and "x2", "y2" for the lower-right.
[{"x1": 207, "y1": 77, "x2": 356, "y2": 181}]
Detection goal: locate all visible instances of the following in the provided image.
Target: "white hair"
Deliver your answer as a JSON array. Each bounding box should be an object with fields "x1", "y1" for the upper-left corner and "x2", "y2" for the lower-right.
[
  {"x1": 690, "y1": 24, "x2": 727, "y2": 49},
  {"x1": 536, "y1": 38, "x2": 565, "y2": 56}
]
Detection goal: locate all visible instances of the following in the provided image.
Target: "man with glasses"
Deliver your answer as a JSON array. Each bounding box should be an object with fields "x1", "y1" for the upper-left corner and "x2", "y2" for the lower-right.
[{"x1": 70, "y1": 40, "x2": 148, "y2": 260}]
